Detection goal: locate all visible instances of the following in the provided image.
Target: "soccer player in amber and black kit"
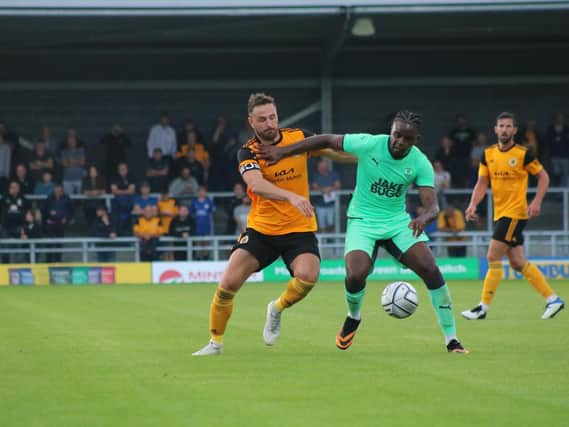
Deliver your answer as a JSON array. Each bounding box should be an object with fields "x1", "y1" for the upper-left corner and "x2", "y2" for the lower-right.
[
  {"x1": 258, "y1": 110, "x2": 468, "y2": 354},
  {"x1": 193, "y1": 93, "x2": 353, "y2": 356},
  {"x1": 462, "y1": 112, "x2": 564, "y2": 320}
]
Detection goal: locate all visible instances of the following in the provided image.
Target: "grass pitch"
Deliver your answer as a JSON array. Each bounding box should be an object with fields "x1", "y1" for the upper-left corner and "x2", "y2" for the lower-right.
[{"x1": 1, "y1": 280, "x2": 568, "y2": 427}]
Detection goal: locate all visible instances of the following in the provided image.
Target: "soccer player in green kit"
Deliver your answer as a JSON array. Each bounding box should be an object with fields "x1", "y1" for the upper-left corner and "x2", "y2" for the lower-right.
[{"x1": 257, "y1": 110, "x2": 469, "y2": 353}]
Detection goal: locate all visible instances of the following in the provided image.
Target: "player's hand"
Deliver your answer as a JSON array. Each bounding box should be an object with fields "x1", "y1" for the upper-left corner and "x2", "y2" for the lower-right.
[
  {"x1": 255, "y1": 144, "x2": 286, "y2": 166},
  {"x1": 408, "y1": 217, "x2": 426, "y2": 238},
  {"x1": 465, "y1": 205, "x2": 478, "y2": 222},
  {"x1": 288, "y1": 194, "x2": 314, "y2": 217},
  {"x1": 528, "y1": 200, "x2": 542, "y2": 218}
]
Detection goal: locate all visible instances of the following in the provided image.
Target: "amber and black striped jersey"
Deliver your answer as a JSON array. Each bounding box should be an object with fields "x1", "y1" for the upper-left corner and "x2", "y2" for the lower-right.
[
  {"x1": 479, "y1": 143, "x2": 543, "y2": 220},
  {"x1": 237, "y1": 128, "x2": 319, "y2": 236}
]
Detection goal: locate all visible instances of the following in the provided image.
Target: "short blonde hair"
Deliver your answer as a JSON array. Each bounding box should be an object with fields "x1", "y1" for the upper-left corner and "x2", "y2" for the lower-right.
[{"x1": 247, "y1": 93, "x2": 276, "y2": 114}]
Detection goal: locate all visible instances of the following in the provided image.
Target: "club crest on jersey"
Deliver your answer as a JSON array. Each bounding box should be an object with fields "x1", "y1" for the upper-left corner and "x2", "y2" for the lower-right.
[
  {"x1": 508, "y1": 157, "x2": 518, "y2": 167},
  {"x1": 404, "y1": 168, "x2": 413, "y2": 178}
]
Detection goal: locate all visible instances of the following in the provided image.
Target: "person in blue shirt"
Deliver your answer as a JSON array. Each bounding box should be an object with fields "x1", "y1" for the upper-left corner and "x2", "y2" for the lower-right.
[
  {"x1": 132, "y1": 181, "x2": 158, "y2": 218},
  {"x1": 190, "y1": 185, "x2": 215, "y2": 260}
]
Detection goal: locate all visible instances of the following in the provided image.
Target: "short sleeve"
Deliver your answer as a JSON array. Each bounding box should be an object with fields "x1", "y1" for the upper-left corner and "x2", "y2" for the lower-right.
[
  {"x1": 478, "y1": 150, "x2": 489, "y2": 177},
  {"x1": 237, "y1": 146, "x2": 261, "y2": 176},
  {"x1": 523, "y1": 149, "x2": 543, "y2": 175},
  {"x1": 415, "y1": 155, "x2": 434, "y2": 187},
  {"x1": 342, "y1": 134, "x2": 377, "y2": 156}
]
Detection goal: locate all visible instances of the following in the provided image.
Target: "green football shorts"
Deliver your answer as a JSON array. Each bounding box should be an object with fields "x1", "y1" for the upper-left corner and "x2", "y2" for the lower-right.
[{"x1": 344, "y1": 218, "x2": 429, "y2": 260}]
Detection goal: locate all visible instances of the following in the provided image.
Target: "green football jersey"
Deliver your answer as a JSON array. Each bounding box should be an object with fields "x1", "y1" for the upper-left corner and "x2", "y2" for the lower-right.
[{"x1": 343, "y1": 133, "x2": 434, "y2": 226}]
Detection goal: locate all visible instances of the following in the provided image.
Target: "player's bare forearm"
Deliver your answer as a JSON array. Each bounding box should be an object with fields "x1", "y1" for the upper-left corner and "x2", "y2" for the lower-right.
[
  {"x1": 468, "y1": 176, "x2": 489, "y2": 208},
  {"x1": 532, "y1": 169, "x2": 549, "y2": 204},
  {"x1": 417, "y1": 187, "x2": 439, "y2": 223},
  {"x1": 283, "y1": 135, "x2": 345, "y2": 156},
  {"x1": 319, "y1": 148, "x2": 357, "y2": 164}
]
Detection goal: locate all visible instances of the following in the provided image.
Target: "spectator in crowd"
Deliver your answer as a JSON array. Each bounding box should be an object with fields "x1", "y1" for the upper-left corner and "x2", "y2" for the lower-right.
[
  {"x1": 168, "y1": 205, "x2": 193, "y2": 261},
  {"x1": 437, "y1": 202, "x2": 467, "y2": 257},
  {"x1": 237, "y1": 118, "x2": 254, "y2": 146},
  {"x1": 82, "y1": 165, "x2": 107, "y2": 225},
  {"x1": 517, "y1": 118, "x2": 542, "y2": 159},
  {"x1": 175, "y1": 147, "x2": 206, "y2": 186},
  {"x1": 146, "y1": 148, "x2": 170, "y2": 193},
  {"x1": 1, "y1": 181, "x2": 28, "y2": 239},
  {"x1": 100, "y1": 124, "x2": 131, "y2": 186},
  {"x1": 132, "y1": 181, "x2": 158, "y2": 217},
  {"x1": 61, "y1": 130, "x2": 86, "y2": 195},
  {"x1": 224, "y1": 182, "x2": 246, "y2": 235},
  {"x1": 91, "y1": 205, "x2": 117, "y2": 262},
  {"x1": 19, "y1": 208, "x2": 43, "y2": 263},
  {"x1": 147, "y1": 111, "x2": 177, "y2": 161},
  {"x1": 233, "y1": 195, "x2": 251, "y2": 235},
  {"x1": 0, "y1": 134, "x2": 12, "y2": 193},
  {"x1": 190, "y1": 185, "x2": 215, "y2": 260},
  {"x1": 1, "y1": 181, "x2": 28, "y2": 263},
  {"x1": 470, "y1": 132, "x2": 487, "y2": 165},
  {"x1": 207, "y1": 115, "x2": 240, "y2": 191},
  {"x1": 433, "y1": 159, "x2": 451, "y2": 210},
  {"x1": 28, "y1": 140, "x2": 55, "y2": 184},
  {"x1": 311, "y1": 159, "x2": 341, "y2": 234},
  {"x1": 20, "y1": 208, "x2": 43, "y2": 239},
  {"x1": 0, "y1": 120, "x2": 21, "y2": 166},
  {"x1": 133, "y1": 205, "x2": 165, "y2": 261},
  {"x1": 169, "y1": 166, "x2": 199, "y2": 199},
  {"x1": 40, "y1": 126, "x2": 59, "y2": 156},
  {"x1": 176, "y1": 120, "x2": 204, "y2": 156},
  {"x1": 110, "y1": 162, "x2": 136, "y2": 236},
  {"x1": 544, "y1": 112, "x2": 569, "y2": 186},
  {"x1": 158, "y1": 191, "x2": 178, "y2": 232},
  {"x1": 12, "y1": 163, "x2": 33, "y2": 195},
  {"x1": 34, "y1": 171, "x2": 56, "y2": 197},
  {"x1": 43, "y1": 184, "x2": 73, "y2": 263},
  {"x1": 448, "y1": 114, "x2": 476, "y2": 187},
  {"x1": 434, "y1": 136, "x2": 457, "y2": 184}
]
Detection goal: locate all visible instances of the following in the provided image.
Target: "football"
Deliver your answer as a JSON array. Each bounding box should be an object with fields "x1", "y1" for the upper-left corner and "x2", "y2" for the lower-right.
[{"x1": 381, "y1": 281, "x2": 419, "y2": 319}]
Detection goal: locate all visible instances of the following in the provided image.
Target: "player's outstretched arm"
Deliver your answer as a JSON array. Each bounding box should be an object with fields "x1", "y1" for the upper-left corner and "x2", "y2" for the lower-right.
[
  {"x1": 528, "y1": 169, "x2": 549, "y2": 218},
  {"x1": 257, "y1": 134, "x2": 345, "y2": 164},
  {"x1": 242, "y1": 169, "x2": 314, "y2": 217},
  {"x1": 465, "y1": 176, "x2": 489, "y2": 221}
]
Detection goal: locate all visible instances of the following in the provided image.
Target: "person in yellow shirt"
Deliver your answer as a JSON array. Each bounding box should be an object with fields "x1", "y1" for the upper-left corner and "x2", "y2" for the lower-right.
[
  {"x1": 437, "y1": 203, "x2": 466, "y2": 257},
  {"x1": 462, "y1": 112, "x2": 564, "y2": 320},
  {"x1": 133, "y1": 205, "x2": 165, "y2": 261}
]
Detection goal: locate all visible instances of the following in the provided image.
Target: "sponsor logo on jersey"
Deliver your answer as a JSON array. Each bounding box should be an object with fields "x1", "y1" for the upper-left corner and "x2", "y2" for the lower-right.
[{"x1": 370, "y1": 178, "x2": 404, "y2": 197}]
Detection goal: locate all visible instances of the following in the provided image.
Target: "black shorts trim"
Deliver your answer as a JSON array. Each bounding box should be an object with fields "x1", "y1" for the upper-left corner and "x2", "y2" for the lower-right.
[
  {"x1": 492, "y1": 217, "x2": 527, "y2": 247},
  {"x1": 232, "y1": 228, "x2": 320, "y2": 276}
]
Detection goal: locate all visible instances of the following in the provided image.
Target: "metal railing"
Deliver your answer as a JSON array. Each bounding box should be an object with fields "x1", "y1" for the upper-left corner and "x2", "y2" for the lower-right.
[
  {"x1": 4, "y1": 187, "x2": 569, "y2": 234},
  {"x1": 1, "y1": 231, "x2": 568, "y2": 264}
]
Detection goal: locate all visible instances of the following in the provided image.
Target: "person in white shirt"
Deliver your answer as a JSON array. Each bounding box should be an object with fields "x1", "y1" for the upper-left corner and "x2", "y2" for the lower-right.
[
  {"x1": 433, "y1": 159, "x2": 451, "y2": 209},
  {"x1": 146, "y1": 112, "x2": 177, "y2": 160}
]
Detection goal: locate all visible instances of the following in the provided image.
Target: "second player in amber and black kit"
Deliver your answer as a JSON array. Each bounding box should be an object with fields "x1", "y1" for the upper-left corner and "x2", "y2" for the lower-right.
[
  {"x1": 193, "y1": 93, "x2": 354, "y2": 356},
  {"x1": 463, "y1": 111, "x2": 564, "y2": 320}
]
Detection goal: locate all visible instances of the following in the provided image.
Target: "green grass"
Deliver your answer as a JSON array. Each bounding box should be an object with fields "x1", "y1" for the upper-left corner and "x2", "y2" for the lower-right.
[{"x1": 1, "y1": 280, "x2": 568, "y2": 427}]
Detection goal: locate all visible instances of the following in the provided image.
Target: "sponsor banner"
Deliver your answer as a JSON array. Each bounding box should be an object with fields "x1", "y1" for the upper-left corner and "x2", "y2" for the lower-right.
[
  {"x1": 479, "y1": 258, "x2": 569, "y2": 280},
  {"x1": 8, "y1": 268, "x2": 34, "y2": 286},
  {"x1": 152, "y1": 261, "x2": 264, "y2": 284},
  {"x1": 0, "y1": 263, "x2": 142, "y2": 286},
  {"x1": 264, "y1": 258, "x2": 480, "y2": 282}
]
